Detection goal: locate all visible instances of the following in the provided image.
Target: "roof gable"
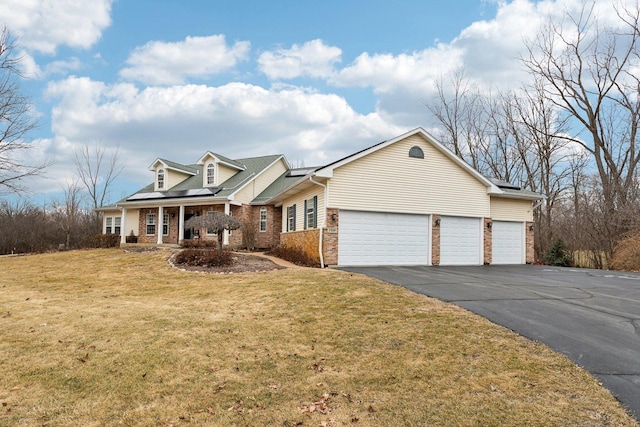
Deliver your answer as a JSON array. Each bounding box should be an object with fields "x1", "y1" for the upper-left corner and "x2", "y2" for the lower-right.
[
  {"x1": 148, "y1": 158, "x2": 198, "y2": 175},
  {"x1": 196, "y1": 151, "x2": 246, "y2": 171},
  {"x1": 314, "y1": 128, "x2": 499, "y2": 192}
]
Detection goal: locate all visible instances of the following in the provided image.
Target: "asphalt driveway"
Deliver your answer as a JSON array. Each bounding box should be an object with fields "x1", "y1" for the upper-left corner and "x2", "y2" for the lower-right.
[{"x1": 339, "y1": 264, "x2": 640, "y2": 420}]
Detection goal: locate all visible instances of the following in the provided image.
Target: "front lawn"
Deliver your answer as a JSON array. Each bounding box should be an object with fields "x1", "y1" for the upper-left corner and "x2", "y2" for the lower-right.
[{"x1": 0, "y1": 249, "x2": 636, "y2": 426}]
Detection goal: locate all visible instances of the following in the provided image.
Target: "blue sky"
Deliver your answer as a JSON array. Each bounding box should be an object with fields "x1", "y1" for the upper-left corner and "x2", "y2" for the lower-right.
[{"x1": 0, "y1": 0, "x2": 621, "y2": 204}]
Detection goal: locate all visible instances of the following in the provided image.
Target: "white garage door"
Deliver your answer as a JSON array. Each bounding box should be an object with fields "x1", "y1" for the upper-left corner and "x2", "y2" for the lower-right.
[
  {"x1": 492, "y1": 221, "x2": 524, "y2": 264},
  {"x1": 440, "y1": 216, "x2": 482, "y2": 265},
  {"x1": 338, "y1": 211, "x2": 430, "y2": 266}
]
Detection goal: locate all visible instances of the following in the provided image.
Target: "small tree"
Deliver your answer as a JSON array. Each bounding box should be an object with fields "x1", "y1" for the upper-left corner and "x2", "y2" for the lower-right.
[
  {"x1": 183, "y1": 212, "x2": 242, "y2": 253},
  {"x1": 543, "y1": 238, "x2": 572, "y2": 267}
]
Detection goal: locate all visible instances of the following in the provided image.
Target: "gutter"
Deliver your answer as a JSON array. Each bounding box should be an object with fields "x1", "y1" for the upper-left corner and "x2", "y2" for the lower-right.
[{"x1": 308, "y1": 176, "x2": 326, "y2": 268}]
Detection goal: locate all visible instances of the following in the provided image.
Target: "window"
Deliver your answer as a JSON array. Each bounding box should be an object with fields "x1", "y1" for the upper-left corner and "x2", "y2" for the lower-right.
[
  {"x1": 206, "y1": 211, "x2": 217, "y2": 235},
  {"x1": 146, "y1": 213, "x2": 156, "y2": 235},
  {"x1": 206, "y1": 163, "x2": 215, "y2": 185},
  {"x1": 163, "y1": 213, "x2": 169, "y2": 236},
  {"x1": 409, "y1": 146, "x2": 424, "y2": 159},
  {"x1": 105, "y1": 217, "x2": 113, "y2": 234},
  {"x1": 287, "y1": 204, "x2": 296, "y2": 232},
  {"x1": 304, "y1": 196, "x2": 317, "y2": 229},
  {"x1": 259, "y1": 207, "x2": 267, "y2": 232},
  {"x1": 157, "y1": 169, "x2": 165, "y2": 189},
  {"x1": 114, "y1": 217, "x2": 121, "y2": 235}
]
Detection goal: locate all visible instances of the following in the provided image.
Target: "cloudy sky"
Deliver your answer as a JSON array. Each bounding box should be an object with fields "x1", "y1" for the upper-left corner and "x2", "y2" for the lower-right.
[{"x1": 0, "y1": 0, "x2": 626, "y2": 203}]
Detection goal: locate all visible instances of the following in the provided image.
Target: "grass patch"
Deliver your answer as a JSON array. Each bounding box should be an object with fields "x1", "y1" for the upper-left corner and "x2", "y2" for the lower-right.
[{"x1": 0, "y1": 249, "x2": 636, "y2": 426}]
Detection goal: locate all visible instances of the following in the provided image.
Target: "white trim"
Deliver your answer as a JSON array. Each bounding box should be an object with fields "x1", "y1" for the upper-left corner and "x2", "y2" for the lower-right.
[
  {"x1": 157, "y1": 206, "x2": 164, "y2": 244},
  {"x1": 315, "y1": 128, "x2": 500, "y2": 193},
  {"x1": 148, "y1": 159, "x2": 197, "y2": 175},
  {"x1": 259, "y1": 206, "x2": 267, "y2": 232},
  {"x1": 196, "y1": 152, "x2": 245, "y2": 171},
  {"x1": 178, "y1": 205, "x2": 185, "y2": 243}
]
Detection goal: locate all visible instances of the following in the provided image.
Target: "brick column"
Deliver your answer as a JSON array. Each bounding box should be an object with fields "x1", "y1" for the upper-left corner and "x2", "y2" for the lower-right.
[
  {"x1": 484, "y1": 218, "x2": 493, "y2": 265},
  {"x1": 323, "y1": 208, "x2": 339, "y2": 265},
  {"x1": 432, "y1": 215, "x2": 441, "y2": 266},
  {"x1": 526, "y1": 221, "x2": 535, "y2": 264}
]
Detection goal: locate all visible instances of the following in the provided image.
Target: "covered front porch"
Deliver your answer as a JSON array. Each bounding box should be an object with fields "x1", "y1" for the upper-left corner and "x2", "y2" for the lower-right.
[{"x1": 118, "y1": 202, "x2": 239, "y2": 246}]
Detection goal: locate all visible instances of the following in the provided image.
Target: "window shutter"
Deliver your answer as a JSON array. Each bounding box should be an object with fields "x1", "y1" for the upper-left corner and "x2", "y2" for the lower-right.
[
  {"x1": 293, "y1": 204, "x2": 296, "y2": 231},
  {"x1": 313, "y1": 196, "x2": 318, "y2": 228},
  {"x1": 304, "y1": 199, "x2": 308, "y2": 229}
]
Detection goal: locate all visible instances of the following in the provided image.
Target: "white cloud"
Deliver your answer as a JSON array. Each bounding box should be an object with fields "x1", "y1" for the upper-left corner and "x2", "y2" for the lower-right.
[
  {"x1": 258, "y1": 39, "x2": 342, "y2": 80},
  {"x1": 119, "y1": 35, "x2": 251, "y2": 85},
  {"x1": 0, "y1": 0, "x2": 113, "y2": 54},
  {"x1": 39, "y1": 76, "x2": 402, "y2": 192}
]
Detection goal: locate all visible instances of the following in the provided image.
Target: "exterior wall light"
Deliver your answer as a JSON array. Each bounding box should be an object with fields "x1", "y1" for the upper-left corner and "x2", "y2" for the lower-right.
[
  {"x1": 487, "y1": 221, "x2": 492, "y2": 230},
  {"x1": 331, "y1": 213, "x2": 338, "y2": 221},
  {"x1": 434, "y1": 218, "x2": 440, "y2": 227}
]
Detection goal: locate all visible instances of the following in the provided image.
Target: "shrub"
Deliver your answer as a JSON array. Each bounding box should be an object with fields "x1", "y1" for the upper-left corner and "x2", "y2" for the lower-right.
[
  {"x1": 174, "y1": 248, "x2": 234, "y2": 267},
  {"x1": 267, "y1": 245, "x2": 319, "y2": 267},
  {"x1": 610, "y1": 232, "x2": 640, "y2": 271},
  {"x1": 180, "y1": 239, "x2": 217, "y2": 249},
  {"x1": 543, "y1": 238, "x2": 572, "y2": 267},
  {"x1": 242, "y1": 222, "x2": 257, "y2": 251},
  {"x1": 92, "y1": 234, "x2": 120, "y2": 248}
]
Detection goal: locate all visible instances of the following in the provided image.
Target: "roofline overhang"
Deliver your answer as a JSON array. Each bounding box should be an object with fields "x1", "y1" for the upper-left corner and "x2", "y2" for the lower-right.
[
  {"x1": 114, "y1": 195, "x2": 236, "y2": 209},
  {"x1": 196, "y1": 151, "x2": 246, "y2": 171},
  {"x1": 314, "y1": 127, "x2": 503, "y2": 193},
  {"x1": 490, "y1": 192, "x2": 545, "y2": 201},
  {"x1": 148, "y1": 159, "x2": 197, "y2": 175},
  {"x1": 262, "y1": 172, "x2": 324, "y2": 205}
]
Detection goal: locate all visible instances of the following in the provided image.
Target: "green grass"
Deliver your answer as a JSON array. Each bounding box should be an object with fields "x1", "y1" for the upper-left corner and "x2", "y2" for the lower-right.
[{"x1": 0, "y1": 249, "x2": 636, "y2": 426}]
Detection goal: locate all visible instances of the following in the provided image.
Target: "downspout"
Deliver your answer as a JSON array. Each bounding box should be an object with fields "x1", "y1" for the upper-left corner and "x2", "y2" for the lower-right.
[{"x1": 309, "y1": 176, "x2": 326, "y2": 268}]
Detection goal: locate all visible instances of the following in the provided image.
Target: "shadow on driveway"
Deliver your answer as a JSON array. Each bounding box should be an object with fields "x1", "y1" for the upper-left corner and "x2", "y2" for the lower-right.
[{"x1": 339, "y1": 264, "x2": 640, "y2": 421}]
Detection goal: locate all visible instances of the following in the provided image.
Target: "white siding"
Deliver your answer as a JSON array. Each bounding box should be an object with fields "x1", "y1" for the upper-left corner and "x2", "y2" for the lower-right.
[
  {"x1": 490, "y1": 197, "x2": 533, "y2": 221},
  {"x1": 281, "y1": 185, "x2": 325, "y2": 232},
  {"x1": 235, "y1": 159, "x2": 288, "y2": 203},
  {"x1": 125, "y1": 209, "x2": 140, "y2": 236},
  {"x1": 217, "y1": 164, "x2": 238, "y2": 185},
  {"x1": 328, "y1": 134, "x2": 490, "y2": 217}
]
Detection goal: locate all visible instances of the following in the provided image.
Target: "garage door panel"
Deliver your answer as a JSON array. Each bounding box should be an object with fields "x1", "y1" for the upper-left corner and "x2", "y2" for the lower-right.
[
  {"x1": 492, "y1": 221, "x2": 524, "y2": 264},
  {"x1": 440, "y1": 216, "x2": 482, "y2": 265},
  {"x1": 339, "y1": 211, "x2": 429, "y2": 266}
]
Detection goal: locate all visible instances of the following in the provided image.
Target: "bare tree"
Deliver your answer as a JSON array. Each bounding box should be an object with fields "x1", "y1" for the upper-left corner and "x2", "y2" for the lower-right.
[
  {"x1": 74, "y1": 143, "x2": 124, "y2": 210},
  {"x1": 0, "y1": 27, "x2": 48, "y2": 194},
  {"x1": 51, "y1": 181, "x2": 84, "y2": 249},
  {"x1": 522, "y1": 1, "x2": 640, "y2": 255},
  {"x1": 184, "y1": 212, "x2": 243, "y2": 253}
]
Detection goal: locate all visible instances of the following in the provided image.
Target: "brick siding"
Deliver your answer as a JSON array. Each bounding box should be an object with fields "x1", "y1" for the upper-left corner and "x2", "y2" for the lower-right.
[
  {"x1": 431, "y1": 215, "x2": 441, "y2": 266},
  {"x1": 484, "y1": 218, "x2": 493, "y2": 265},
  {"x1": 526, "y1": 221, "x2": 535, "y2": 264}
]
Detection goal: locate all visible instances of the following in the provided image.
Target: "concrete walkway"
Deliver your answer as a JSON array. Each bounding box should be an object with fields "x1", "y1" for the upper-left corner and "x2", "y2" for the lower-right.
[{"x1": 251, "y1": 252, "x2": 302, "y2": 268}]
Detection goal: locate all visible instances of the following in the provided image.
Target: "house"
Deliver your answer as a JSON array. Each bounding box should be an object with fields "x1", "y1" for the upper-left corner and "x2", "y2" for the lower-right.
[{"x1": 98, "y1": 128, "x2": 542, "y2": 266}]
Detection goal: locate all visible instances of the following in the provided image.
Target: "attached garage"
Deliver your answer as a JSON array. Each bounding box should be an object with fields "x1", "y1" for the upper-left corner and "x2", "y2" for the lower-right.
[
  {"x1": 492, "y1": 221, "x2": 525, "y2": 264},
  {"x1": 338, "y1": 210, "x2": 430, "y2": 266},
  {"x1": 440, "y1": 216, "x2": 482, "y2": 265}
]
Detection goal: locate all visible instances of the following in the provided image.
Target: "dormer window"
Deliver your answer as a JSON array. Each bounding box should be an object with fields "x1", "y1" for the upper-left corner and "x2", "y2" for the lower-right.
[
  {"x1": 157, "y1": 169, "x2": 165, "y2": 189},
  {"x1": 206, "y1": 163, "x2": 215, "y2": 185}
]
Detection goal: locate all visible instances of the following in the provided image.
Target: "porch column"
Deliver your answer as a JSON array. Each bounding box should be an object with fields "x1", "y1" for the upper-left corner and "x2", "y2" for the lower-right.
[
  {"x1": 120, "y1": 207, "x2": 127, "y2": 244},
  {"x1": 157, "y1": 206, "x2": 164, "y2": 244},
  {"x1": 224, "y1": 202, "x2": 230, "y2": 245},
  {"x1": 178, "y1": 205, "x2": 185, "y2": 243}
]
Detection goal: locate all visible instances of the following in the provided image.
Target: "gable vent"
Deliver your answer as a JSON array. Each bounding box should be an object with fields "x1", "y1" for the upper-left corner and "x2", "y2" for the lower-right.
[{"x1": 409, "y1": 146, "x2": 424, "y2": 159}]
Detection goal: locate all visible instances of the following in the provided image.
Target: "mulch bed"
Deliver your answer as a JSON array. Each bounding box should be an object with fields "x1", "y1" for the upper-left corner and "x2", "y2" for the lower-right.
[{"x1": 169, "y1": 251, "x2": 285, "y2": 274}]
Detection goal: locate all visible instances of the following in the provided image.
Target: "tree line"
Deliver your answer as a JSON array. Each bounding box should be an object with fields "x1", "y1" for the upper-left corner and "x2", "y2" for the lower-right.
[{"x1": 427, "y1": 1, "x2": 640, "y2": 267}]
